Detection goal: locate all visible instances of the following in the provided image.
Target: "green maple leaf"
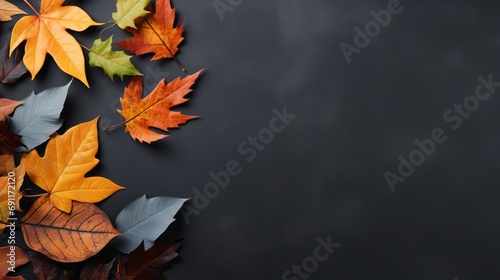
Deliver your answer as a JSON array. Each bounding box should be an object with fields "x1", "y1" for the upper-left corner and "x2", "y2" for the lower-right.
[
  {"x1": 89, "y1": 36, "x2": 142, "y2": 81},
  {"x1": 112, "y1": 0, "x2": 150, "y2": 29}
]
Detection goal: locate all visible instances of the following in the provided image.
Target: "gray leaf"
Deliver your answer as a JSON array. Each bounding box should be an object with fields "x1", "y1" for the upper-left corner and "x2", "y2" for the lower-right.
[
  {"x1": 110, "y1": 195, "x2": 188, "y2": 254},
  {"x1": 8, "y1": 80, "x2": 71, "y2": 152}
]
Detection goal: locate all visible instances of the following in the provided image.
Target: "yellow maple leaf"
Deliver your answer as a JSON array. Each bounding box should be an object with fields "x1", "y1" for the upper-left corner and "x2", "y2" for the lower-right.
[
  {"x1": 25, "y1": 118, "x2": 124, "y2": 213},
  {"x1": 10, "y1": 0, "x2": 102, "y2": 87}
]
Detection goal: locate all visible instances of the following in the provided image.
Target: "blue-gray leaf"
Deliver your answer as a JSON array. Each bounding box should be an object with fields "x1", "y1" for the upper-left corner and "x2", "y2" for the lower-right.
[
  {"x1": 8, "y1": 80, "x2": 71, "y2": 153},
  {"x1": 110, "y1": 195, "x2": 189, "y2": 254}
]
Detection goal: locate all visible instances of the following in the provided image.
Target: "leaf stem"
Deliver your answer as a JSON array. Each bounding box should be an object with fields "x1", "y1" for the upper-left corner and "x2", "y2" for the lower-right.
[
  {"x1": 103, "y1": 122, "x2": 126, "y2": 132},
  {"x1": 80, "y1": 44, "x2": 92, "y2": 52},
  {"x1": 22, "y1": 0, "x2": 40, "y2": 16},
  {"x1": 23, "y1": 193, "x2": 46, "y2": 198},
  {"x1": 144, "y1": 18, "x2": 186, "y2": 73},
  {"x1": 99, "y1": 21, "x2": 118, "y2": 39}
]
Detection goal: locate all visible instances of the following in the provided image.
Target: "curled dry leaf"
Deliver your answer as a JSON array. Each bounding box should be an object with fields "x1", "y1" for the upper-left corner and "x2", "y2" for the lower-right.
[
  {"x1": 21, "y1": 196, "x2": 121, "y2": 263},
  {"x1": 25, "y1": 118, "x2": 124, "y2": 213}
]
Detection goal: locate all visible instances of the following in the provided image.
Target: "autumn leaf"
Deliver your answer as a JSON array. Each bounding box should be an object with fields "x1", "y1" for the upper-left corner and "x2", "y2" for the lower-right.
[
  {"x1": 80, "y1": 258, "x2": 114, "y2": 280},
  {"x1": 25, "y1": 118, "x2": 124, "y2": 213},
  {"x1": 0, "y1": 246, "x2": 29, "y2": 280},
  {"x1": 8, "y1": 81, "x2": 70, "y2": 153},
  {"x1": 110, "y1": 195, "x2": 188, "y2": 254},
  {"x1": 115, "y1": 0, "x2": 185, "y2": 71},
  {"x1": 0, "y1": 98, "x2": 22, "y2": 120},
  {"x1": 116, "y1": 241, "x2": 180, "y2": 280},
  {"x1": 0, "y1": 154, "x2": 25, "y2": 217},
  {"x1": 89, "y1": 36, "x2": 142, "y2": 81},
  {"x1": 28, "y1": 251, "x2": 81, "y2": 280},
  {"x1": 0, "y1": 119, "x2": 20, "y2": 154},
  {"x1": 0, "y1": 32, "x2": 28, "y2": 84},
  {"x1": 1, "y1": 247, "x2": 27, "y2": 277},
  {"x1": 0, "y1": 154, "x2": 14, "y2": 175},
  {"x1": 112, "y1": 0, "x2": 150, "y2": 29},
  {"x1": 10, "y1": 0, "x2": 102, "y2": 87},
  {"x1": 0, "y1": 0, "x2": 26, "y2": 22},
  {"x1": 0, "y1": 204, "x2": 8, "y2": 235},
  {"x1": 109, "y1": 70, "x2": 202, "y2": 143},
  {"x1": 28, "y1": 250, "x2": 114, "y2": 280},
  {"x1": 21, "y1": 196, "x2": 121, "y2": 263},
  {"x1": 0, "y1": 154, "x2": 25, "y2": 212}
]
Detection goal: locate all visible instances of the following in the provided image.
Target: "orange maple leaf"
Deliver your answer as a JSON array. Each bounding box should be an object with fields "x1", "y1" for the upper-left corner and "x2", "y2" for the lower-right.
[
  {"x1": 110, "y1": 70, "x2": 202, "y2": 143},
  {"x1": 115, "y1": 0, "x2": 185, "y2": 71},
  {"x1": 10, "y1": 0, "x2": 102, "y2": 87},
  {"x1": 25, "y1": 118, "x2": 124, "y2": 213}
]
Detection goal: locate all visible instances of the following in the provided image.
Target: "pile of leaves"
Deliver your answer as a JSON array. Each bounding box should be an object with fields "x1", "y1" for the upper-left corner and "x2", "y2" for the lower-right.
[{"x1": 0, "y1": 0, "x2": 203, "y2": 278}]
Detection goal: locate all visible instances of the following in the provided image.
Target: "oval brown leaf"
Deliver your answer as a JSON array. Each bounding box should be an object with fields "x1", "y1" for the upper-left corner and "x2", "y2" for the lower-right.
[{"x1": 21, "y1": 196, "x2": 121, "y2": 263}]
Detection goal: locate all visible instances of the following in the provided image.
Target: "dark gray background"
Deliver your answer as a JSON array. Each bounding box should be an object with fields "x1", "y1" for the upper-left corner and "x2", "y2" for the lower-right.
[{"x1": 2, "y1": 0, "x2": 500, "y2": 279}]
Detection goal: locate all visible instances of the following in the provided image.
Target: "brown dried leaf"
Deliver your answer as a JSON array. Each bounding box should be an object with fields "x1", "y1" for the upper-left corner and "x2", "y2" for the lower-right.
[
  {"x1": 21, "y1": 196, "x2": 121, "y2": 263},
  {"x1": 116, "y1": 241, "x2": 180, "y2": 280}
]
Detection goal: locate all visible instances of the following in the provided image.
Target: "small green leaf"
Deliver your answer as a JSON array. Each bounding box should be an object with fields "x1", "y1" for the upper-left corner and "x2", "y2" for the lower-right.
[
  {"x1": 89, "y1": 36, "x2": 142, "y2": 81},
  {"x1": 112, "y1": 0, "x2": 150, "y2": 29}
]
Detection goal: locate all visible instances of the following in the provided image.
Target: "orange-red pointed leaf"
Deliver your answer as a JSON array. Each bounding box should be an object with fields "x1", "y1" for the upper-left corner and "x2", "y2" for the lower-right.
[
  {"x1": 115, "y1": 0, "x2": 184, "y2": 61},
  {"x1": 116, "y1": 70, "x2": 202, "y2": 143}
]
